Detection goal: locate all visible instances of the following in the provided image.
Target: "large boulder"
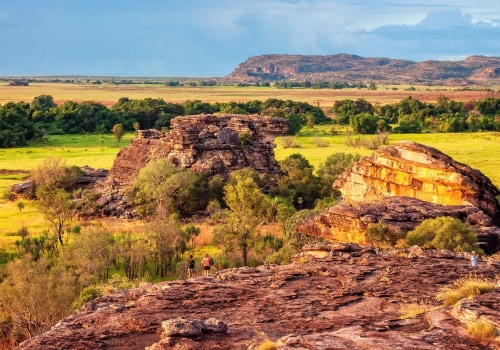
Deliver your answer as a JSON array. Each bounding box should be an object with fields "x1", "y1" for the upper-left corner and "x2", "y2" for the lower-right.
[
  {"x1": 102, "y1": 114, "x2": 288, "y2": 189},
  {"x1": 333, "y1": 141, "x2": 499, "y2": 222},
  {"x1": 96, "y1": 114, "x2": 288, "y2": 217},
  {"x1": 297, "y1": 141, "x2": 500, "y2": 253}
]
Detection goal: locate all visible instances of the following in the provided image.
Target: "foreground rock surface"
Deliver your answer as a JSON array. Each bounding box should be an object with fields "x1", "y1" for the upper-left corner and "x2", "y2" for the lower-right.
[{"x1": 17, "y1": 246, "x2": 500, "y2": 349}]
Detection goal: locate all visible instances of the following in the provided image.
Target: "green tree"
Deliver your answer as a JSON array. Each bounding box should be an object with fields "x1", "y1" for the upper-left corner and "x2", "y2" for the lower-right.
[
  {"x1": 111, "y1": 123, "x2": 125, "y2": 142},
  {"x1": 316, "y1": 153, "x2": 360, "y2": 198},
  {"x1": 350, "y1": 113, "x2": 378, "y2": 134},
  {"x1": 61, "y1": 226, "x2": 115, "y2": 283},
  {"x1": 37, "y1": 188, "x2": 74, "y2": 247},
  {"x1": 132, "y1": 158, "x2": 200, "y2": 217},
  {"x1": 184, "y1": 223, "x2": 200, "y2": 253},
  {"x1": 0, "y1": 101, "x2": 34, "y2": 147},
  {"x1": 218, "y1": 168, "x2": 270, "y2": 266},
  {"x1": 275, "y1": 154, "x2": 322, "y2": 209},
  {"x1": 147, "y1": 213, "x2": 186, "y2": 277},
  {"x1": 405, "y1": 217, "x2": 481, "y2": 253},
  {"x1": 16, "y1": 200, "x2": 25, "y2": 213}
]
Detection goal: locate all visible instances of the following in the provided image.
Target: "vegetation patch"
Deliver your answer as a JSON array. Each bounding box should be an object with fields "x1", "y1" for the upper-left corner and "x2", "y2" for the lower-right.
[
  {"x1": 436, "y1": 276, "x2": 496, "y2": 306},
  {"x1": 399, "y1": 302, "x2": 436, "y2": 319},
  {"x1": 467, "y1": 319, "x2": 497, "y2": 340}
]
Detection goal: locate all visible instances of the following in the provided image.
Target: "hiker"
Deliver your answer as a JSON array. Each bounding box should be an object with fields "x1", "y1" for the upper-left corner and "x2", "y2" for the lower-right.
[
  {"x1": 202, "y1": 253, "x2": 212, "y2": 277},
  {"x1": 187, "y1": 254, "x2": 195, "y2": 278},
  {"x1": 471, "y1": 252, "x2": 478, "y2": 268}
]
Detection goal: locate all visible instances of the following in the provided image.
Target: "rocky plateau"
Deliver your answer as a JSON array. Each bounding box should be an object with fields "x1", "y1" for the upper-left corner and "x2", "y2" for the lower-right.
[{"x1": 16, "y1": 244, "x2": 500, "y2": 349}]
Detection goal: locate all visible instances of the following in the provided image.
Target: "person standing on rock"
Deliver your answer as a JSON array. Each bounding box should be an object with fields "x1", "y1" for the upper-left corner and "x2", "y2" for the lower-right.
[
  {"x1": 202, "y1": 253, "x2": 212, "y2": 277},
  {"x1": 471, "y1": 252, "x2": 478, "y2": 268},
  {"x1": 187, "y1": 255, "x2": 195, "y2": 278}
]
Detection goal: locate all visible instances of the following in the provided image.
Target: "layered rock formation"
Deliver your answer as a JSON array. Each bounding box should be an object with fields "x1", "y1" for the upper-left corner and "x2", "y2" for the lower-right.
[
  {"x1": 97, "y1": 114, "x2": 288, "y2": 216},
  {"x1": 297, "y1": 141, "x2": 500, "y2": 253},
  {"x1": 333, "y1": 141, "x2": 499, "y2": 221},
  {"x1": 16, "y1": 244, "x2": 500, "y2": 349},
  {"x1": 226, "y1": 54, "x2": 500, "y2": 85},
  {"x1": 105, "y1": 114, "x2": 289, "y2": 188}
]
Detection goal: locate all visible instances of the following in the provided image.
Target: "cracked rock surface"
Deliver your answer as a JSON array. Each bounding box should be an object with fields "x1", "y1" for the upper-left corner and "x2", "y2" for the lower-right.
[{"x1": 16, "y1": 246, "x2": 499, "y2": 350}]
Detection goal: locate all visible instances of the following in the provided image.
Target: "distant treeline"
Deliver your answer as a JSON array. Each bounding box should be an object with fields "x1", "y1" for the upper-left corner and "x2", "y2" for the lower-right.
[
  {"x1": 0, "y1": 96, "x2": 328, "y2": 147},
  {"x1": 1, "y1": 94, "x2": 500, "y2": 148},
  {"x1": 332, "y1": 95, "x2": 500, "y2": 134}
]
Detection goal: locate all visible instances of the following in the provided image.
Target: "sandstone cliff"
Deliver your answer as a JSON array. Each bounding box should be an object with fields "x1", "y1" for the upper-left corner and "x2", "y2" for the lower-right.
[
  {"x1": 16, "y1": 245, "x2": 500, "y2": 349},
  {"x1": 105, "y1": 114, "x2": 288, "y2": 188},
  {"x1": 225, "y1": 54, "x2": 500, "y2": 85},
  {"x1": 297, "y1": 141, "x2": 500, "y2": 253},
  {"x1": 97, "y1": 114, "x2": 288, "y2": 217}
]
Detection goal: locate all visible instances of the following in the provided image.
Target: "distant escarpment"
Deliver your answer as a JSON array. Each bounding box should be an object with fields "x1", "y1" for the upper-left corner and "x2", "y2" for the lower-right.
[
  {"x1": 225, "y1": 54, "x2": 500, "y2": 85},
  {"x1": 296, "y1": 141, "x2": 500, "y2": 254},
  {"x1": 96, "y1": 114, "x2": 288, "y2": 217}
]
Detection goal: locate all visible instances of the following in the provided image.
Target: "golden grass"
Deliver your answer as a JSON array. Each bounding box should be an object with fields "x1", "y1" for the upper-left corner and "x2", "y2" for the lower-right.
[
  {"x1": 399, "y1": 302, "x2": 437, "y2": 319},
  {"x1": 256, "y1": 340, "x2": 278, "y2": 350},
  {"x1": 467, "y1": 319, "x2": 497, "y2": 340},
  {"x1": 436, "y1": 276, "x2": 496, "y2": 306},
  {"x1": 1, "y1": 82, "x2": 499, "y2": 109}
]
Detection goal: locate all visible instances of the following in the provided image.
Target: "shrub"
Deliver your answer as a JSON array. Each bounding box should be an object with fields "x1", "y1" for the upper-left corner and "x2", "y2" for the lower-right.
[
  {"x1": 257, "y1": 340, "x2": 278, "y2": 350},
  {"x1": 72, "y1": 286, "x2": 103, "y2": 310},
  {"x1": 281, "y1": 136, "x2": 300, "y2": 148},
  {"x1": 367, "y1": 221, "x2": 400, "y2": 248},
  {"x1": 436, "y1": 276, "x2": 495, "y2": 306},
  {"x1": 312, "y1": 136, "x2": 329, "y2": 147},
  {"x1": 399, "y1": 302, "x2": 434, "y2": 319},
  {"x1": 467, "y1": 319, "x2": 497, "y2": 340},
  {"x1": 405, "y1": 217, "x2": 481, "y2": 253}
]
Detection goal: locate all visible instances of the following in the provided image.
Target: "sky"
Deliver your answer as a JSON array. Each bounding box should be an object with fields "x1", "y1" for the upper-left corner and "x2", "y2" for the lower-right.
[{"x1": 1, "y1": 0, "x2": 500, "y2": 77}]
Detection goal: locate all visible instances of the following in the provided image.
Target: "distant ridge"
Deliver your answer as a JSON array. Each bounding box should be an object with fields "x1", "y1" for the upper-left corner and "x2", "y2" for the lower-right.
[{"x1": 224, "y1": 54, "x2": 500, "y2": 85}]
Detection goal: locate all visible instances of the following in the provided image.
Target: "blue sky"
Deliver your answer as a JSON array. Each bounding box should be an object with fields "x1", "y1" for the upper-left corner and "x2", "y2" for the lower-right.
[{"x1": 1, "y1": 0, "x2": 500, "y2": 77}]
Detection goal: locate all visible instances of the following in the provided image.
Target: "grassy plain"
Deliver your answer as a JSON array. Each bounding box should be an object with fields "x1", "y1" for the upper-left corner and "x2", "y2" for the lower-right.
[
  {"x1": 0, "y1": 81, "x2": 499, "y2": 255},
  {"x1": 1, "y1": 81, "x2": 499, "y2": 109}
]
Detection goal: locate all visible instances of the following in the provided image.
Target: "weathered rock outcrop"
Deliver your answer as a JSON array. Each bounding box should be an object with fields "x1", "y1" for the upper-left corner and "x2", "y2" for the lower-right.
[
  {"x1": 16, "y1": 245, "x2": 500, "y2": 349},
  {"x1": 297, "y1": 141, "x2": 500, "y2": 252},
  {"x1": 104, "y1": 114, "x2": 289, "y2": 188},
  {"x1": 10, "y1": 166, "x2": 108, "y2": 196},
  {"x1": 96, "y1": 114, "x2": 288, "y2": 217},
  {"x1": 333, "y1": 141, "x2": 499, "y2": 222},
  {"x1": 97, "y1": 114, "x2": 288, "y2": 217},
  {"x1": 296, "y1": 197, "x2": 500, "y2": 254}
]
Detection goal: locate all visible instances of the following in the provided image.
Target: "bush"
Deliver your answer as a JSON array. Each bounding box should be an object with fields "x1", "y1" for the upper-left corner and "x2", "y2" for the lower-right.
[
  {"x1": 436, "y1": 276, "x2": 495, "y2": 306},
  {"x1": 312, "y1": 136, "x2": 329, "y2": 147},
  {"x1": 367, "y1": 221, "x2": 400, "y2": 248},
  {"x1": 405, "y1": 217, "x2": 481, "y2": 253},
  {"x1": 257, "y1": 340, "x2": 278, "y2": 350},
  {"x1": 281, "y1": 136, "x2": 300, "y2": 148},
  {"x1": 467, "y1": 320, "x2": 497, "y2": 340},
  {"x1": 72, "y1": 286, "x2": 103, "y2": 310}
]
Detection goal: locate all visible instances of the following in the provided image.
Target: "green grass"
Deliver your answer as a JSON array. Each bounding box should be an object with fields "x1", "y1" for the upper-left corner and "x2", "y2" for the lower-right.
[
  {"x1": 0, "y1": 133, "x2": 133, "y2": 172},
  {"x1": 1, "y1": 129, "x2": 499, "y2": 256},
  {"x1": 0, "y1": 133, "x2": 134, "y2": 253}
]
